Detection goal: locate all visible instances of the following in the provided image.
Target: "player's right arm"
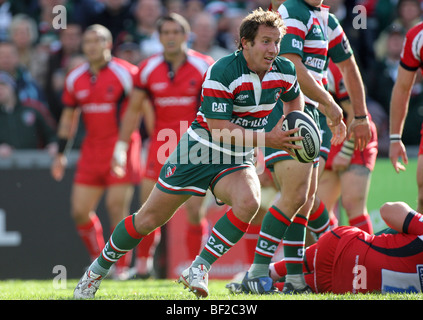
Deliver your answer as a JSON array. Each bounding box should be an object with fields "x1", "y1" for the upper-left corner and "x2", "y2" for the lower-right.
[
  {"x1": 282, "y1": 53, "x2": 345, "y2": 135},
  {"x1": 111, "y1": 88, "x2": 152, "y2": 177},
  {"x1": 389, "y1": 65, "x2": 416, "y2": 173},
  {"x1": 51, "y1": 106, "x2": 79, "y2": 181}
]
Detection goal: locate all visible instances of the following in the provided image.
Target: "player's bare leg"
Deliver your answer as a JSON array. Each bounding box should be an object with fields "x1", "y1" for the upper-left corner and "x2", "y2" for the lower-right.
[
  {"x1": 71, "y1": 184, "x2": 105, "y2": 262},
  {"x1": 340, "y1": 164, "x2": 373, "y2": 233},
  {"x1": 105, "y1": 184, "x2": 135, "y2": 279},
  {"x1": 179, "y1": 168, "x2": 261, "y2": 298},
  {"x1": 74, "y1": 188, "x2": 189, "y2": 299}
]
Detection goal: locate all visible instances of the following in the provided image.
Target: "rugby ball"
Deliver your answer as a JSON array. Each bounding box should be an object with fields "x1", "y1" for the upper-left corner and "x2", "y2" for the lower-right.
[{"x1": 282, "y1": 110, "x2": 321, "y2": 163}]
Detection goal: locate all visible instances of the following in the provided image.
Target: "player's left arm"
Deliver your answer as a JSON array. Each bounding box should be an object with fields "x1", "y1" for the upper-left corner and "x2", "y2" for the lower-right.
[
  {"x1": 335, "y1": 56, "x2": 371, "y2": 151},
  {"x1": 112, "y1": 88, "x2": 150, "y2": 177},
  {"x1": 380, "y1": 201, "x2": 423, "y2": 235}
]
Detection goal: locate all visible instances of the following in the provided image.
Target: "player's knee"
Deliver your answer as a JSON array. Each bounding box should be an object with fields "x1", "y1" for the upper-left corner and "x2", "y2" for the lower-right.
[
  {"x1": 133, "y1": 210, "x2": 162, "y2": 235},
  {"x1": 233, "y1": 194, "x2": 260, "y2": 221},
  {"x1": 342, "y1": 197, "x2": 364, "y2": 214},
  {"x1": 70, "y1": 204, "x2": 90, "y2": 224},
  {"x1": 289, "y1": 192, "x2": 309, "y2": 212}
]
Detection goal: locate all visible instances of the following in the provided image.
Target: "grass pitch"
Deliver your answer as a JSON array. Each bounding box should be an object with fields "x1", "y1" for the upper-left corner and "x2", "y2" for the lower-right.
[
  {"x1": 0, "y1": 278, "x2": 421, "y2": 300},
  {"x1": 1, "y1": 279, "x2": 420, "y2": 319}
]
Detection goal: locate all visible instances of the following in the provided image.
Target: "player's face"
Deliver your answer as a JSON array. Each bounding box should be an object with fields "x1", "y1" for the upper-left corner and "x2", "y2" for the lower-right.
[
  {"x1": 159, "y1": 21, "x2": 187, "y2": 55},
  {"x1": 242, "y1": 25, "x2": 281, "y2": 76},
  {"x1": 82, "y1": 30, "x2": 111, "y2": 64}
]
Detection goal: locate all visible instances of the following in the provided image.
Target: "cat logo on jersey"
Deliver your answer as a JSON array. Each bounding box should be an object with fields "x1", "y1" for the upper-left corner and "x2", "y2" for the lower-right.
[{"x1": 212, "y1": 102, "x2": 227, "y2": 113}]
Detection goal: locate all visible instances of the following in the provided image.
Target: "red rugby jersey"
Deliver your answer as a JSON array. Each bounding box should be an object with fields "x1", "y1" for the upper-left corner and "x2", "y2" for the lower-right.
[
  {"x1": 400, "y1": 21, "x2": 423, "y2": 73},
  {"x1": 134, "y1": 49, "x2": 214, "y2": 137},
  {"x1": 62, "y1": 57, "x2": 139, "y2": 144}
]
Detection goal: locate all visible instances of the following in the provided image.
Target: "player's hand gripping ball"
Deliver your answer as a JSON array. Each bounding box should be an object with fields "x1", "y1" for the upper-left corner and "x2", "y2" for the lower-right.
[{"x1": 282, "y1": 110, "x2": 321, "y2": 163}]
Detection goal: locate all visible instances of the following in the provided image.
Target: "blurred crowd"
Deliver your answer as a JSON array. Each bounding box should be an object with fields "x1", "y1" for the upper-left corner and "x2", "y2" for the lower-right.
[{"x1": 0, "y1": 0, "x2": 423, "y2": 158}]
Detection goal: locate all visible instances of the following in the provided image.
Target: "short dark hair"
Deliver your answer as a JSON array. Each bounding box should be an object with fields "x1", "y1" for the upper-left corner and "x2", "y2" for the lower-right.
[
  {"x1": 157, "y1": 13, "x2": 191, "y2": 34},
  {"x1": 238, "y1": 8, "x2": 286, "y2": 50}
]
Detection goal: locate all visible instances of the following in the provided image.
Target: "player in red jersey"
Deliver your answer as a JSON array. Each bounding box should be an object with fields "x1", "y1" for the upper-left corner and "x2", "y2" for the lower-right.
[
  {"x1": 228, "y1": 201, "x2": 423, "y2": 294},
  {"x1": 112, "y1": 13, "x2": 215, "y2": 277},
  {"x1": 318, "y1": 60, "x2": 378, "y2": 233},
  {"x1": 390, "y1": 21, "x2": 423, "y2": 213},
  {"x1": 51, "y1": 25, "x2": 142, "y2": 279}
]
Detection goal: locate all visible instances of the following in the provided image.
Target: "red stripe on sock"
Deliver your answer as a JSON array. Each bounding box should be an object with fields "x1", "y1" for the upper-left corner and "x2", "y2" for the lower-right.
[
  {"x1": 269, "y1": 206, "x2": 291, "y2": 226},
  {"x1": 349, "y1": 214, "x2": 373, "y2": 234},
  {"x1": 226, "y1": 209, "x2": 249, "y2": 232},
  {"x1": 293, "y1": 214, "x2": 308, "y2": 227},
  {"x1": 124, "y1": 215, "x2": 144, "y2": 239},
  {"x1": 246, "y1": 224, "x2": 261, "y2": 236},
  {"x1": 309, "y1": 201, "x2": 324, "y2": 221},
  {"x1": 204, "y1": 246, "x2": 220, "y2": 258}
]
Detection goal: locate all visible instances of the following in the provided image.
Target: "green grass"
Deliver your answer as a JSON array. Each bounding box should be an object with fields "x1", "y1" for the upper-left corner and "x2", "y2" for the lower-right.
[{"x1": 0, "y1": 279, "x2": 421, "y2": 300}]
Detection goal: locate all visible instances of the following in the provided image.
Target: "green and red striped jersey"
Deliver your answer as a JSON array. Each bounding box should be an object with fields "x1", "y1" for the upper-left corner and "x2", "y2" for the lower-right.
[
  {"x1": 278, "y1": 0, "x2": 352, "y2": 107},
  {"x1": 188, "y1": 50, "x2": 300, "y2": 156}
]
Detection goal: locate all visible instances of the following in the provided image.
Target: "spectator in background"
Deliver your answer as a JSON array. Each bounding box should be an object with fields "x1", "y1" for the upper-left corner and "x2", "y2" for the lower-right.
[
  {"x1": 374, "y1": 0, "x2": 422, "y2": 61},
  {"x1": 115, "y1": 41, "x2": 143, "y2": 66},
  {"x1": 0, "y1": 41, "x2": 49, "y2": 114},
  {"x1": 367, "y1": 25, "x2": 406, "y2": 116},
  {"x1": 44, "y1": 23, "x2": 83, "y2": 122},
  {"x1": 165, "y1": 0, "x2": 184, "y2": 15},
  {"x1": 115, "y1": 0, "x2": 163, "y2": 60},
  {"x1": 0, "y1": 1, "x2": 11, "y2": 41},
  {"x1": 165, "y1": 0, "x2": 204, "y2": 25},
  {"x1": 88, "y1": 0, "x2": 136, "y2": 45},
  {"x1": 368, "y1": 23, "x2": 423, "y2": 149},
  {"x1": 8, "y1": 14, "x2": 50, "y2": 91},
  {"x1": 366, "y1": 24, "x2": 406, "y2": 155},
  {"x1": 189, "y1": 10, "x2": 231, "y2": 61},
  {"x1": 35, "y1": 0, "x2": 66, "y2": 41},
  {"x1": 64, "y1": 0, "x2": 104, "y2": 30},
  {"x1": 218, "y1": 8, "x2": 249, "y2": 52},
  {"x1": 182, "y1": 0, "x2": 204, "y2": 25},
  {"x1": 375, "y1": 0, "x2": 401, "y2": 34},
  {"x1": 0, "y1": 71, "x2": 57, "y2": 157},
  {"x1": 0, "y1": 0, "x2": 20, "y2": 42}
]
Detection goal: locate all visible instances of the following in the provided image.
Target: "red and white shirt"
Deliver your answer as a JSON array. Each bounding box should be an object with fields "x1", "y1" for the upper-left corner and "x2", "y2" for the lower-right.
[
  {"x1": 400, "y1": 21, "x2": 423, "y2": 73},
  {"x1": 63, "y1": 57, "x2": 139, "y2": 145},
  {"x1": 134, "y1": 49, "x2": 214, "y2": 139}
]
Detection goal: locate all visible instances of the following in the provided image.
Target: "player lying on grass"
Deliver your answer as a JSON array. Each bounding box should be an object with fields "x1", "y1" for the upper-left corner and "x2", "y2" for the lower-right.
[{"x1": 227, "y1": 201, "x2": 423, "y2": 294}]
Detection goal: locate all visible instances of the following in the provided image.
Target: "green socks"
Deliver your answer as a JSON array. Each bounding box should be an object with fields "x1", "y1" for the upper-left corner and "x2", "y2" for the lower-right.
[
  {"x1": 283, "y1": 214, "x2": 308, "y2": 275},
  {"x1": 196, "y1": 209, "x2": 249, "y2": 270},
  {"x1": 91, "y1": 214, "x2": 144, "y2": 277},
  {"x1": 249, "y1": 206, "x2": 291, "y2": 278}
]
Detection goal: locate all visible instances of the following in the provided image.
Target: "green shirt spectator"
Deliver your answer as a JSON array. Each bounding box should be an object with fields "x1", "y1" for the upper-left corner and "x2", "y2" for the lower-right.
[{"x1": 0, "y1": 71, "x2": 57, "y2": 157}]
